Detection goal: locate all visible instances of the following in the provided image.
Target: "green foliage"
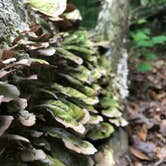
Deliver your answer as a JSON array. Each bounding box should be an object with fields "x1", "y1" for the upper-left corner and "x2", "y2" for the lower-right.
[
  {"x1": 130, "y1": 27, "x2": 166, "y2": 72},
  {"x1": 130, "y1": 28, "x2": 166, "y2": 48},
  {"x1": 136, "y1": 63, "x2": 153, "y2": 72},
  {"x1": 145, "y1": 53, "x2": 157, "y2": 60},
  {"x1": 151, "y1": 35, "x2": 166, "y2": 44}
]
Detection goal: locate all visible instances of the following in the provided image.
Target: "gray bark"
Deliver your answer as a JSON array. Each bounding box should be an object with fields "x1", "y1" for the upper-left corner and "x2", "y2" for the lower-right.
[
  {"x1": 94, "y1": 0, "x2": 130, "y2": 165},
  {"x1": 0, "y1": 0, "x2": 29, "y2": 47},
  {"x1": 96, "y1": 0, "x2": 129, "y2": 64},
  {"x1": 95, "y1": 0, "x2": 130, "y2": 110},
  {"x1": 96, "y1": 0, "x2": 130, "y2": 99}
]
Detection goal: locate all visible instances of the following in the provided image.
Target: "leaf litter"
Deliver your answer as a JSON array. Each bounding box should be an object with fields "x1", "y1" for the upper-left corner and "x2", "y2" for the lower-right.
[{"x1": 127, "y1": 57, "x2": 166, "y2": 165}]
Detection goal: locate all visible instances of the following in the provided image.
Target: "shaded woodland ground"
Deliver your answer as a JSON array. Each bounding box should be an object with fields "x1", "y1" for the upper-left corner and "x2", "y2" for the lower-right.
[
  {"x1": 127, "y1": 10, "x2": 166, "y2": 165},
  {"x1": 127, "y1": 56, "x2": 166, "y2": 166}
]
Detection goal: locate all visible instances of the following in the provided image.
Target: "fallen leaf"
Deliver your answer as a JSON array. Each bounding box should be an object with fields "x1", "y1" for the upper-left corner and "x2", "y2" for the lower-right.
[
  {"x1": 148, "y1": 90, "x2": 159, "y2": 101},
  {"x1": 156, "y1": 146, "x2": 166, "y2": 160},
  {"x1": 137, "y1": 124, "x2": 147, "y2": 141},
  {"x1": 132, "y1": 135, "x2": 156, "y2": 155},
  {"x1": 130, "y1": 146, "x2": 151, "y2": 161}
]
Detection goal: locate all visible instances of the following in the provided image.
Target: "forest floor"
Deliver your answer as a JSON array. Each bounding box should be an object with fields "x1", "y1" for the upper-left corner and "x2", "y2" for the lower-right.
[{"x1": 127, "y1": 56, "x2": 166, "y2": 166}]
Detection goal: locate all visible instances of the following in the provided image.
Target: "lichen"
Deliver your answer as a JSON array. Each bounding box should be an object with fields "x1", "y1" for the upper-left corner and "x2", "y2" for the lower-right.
[
  {"x1": 112, "y1": 49, "x2": 129, "y2": 99},
  {"x1": 0, "y1": 0, "x2": 28, "y2": 46}
]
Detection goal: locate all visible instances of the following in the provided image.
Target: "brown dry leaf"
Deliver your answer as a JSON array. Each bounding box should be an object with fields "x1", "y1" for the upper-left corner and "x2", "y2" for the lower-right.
[
  {"x1": 156, "y1": 133, "x2": 166, "y2": 142},
  {"x1": 148, "y1": 90, "x2": 159, "y2": 101},
  {"x1": 29, "y1": 25, "x2": 41, "y2": 33},
  {"x1": 137, "y1": 124, "x2": 148, "y2": 141},
  {"x1": 156, "y1": 146, "x2": 166, "y2": 160},
  {"x1": 130, "y1": 146, "x2": 151, "y2": 161},
  {"x1": 65, "y1": 3, "x2": 76, "y2": 13},
  {"x1": 132, "y1": 135, "x2": 156, "y2": 154},
  {"x1": 154, "y1": 60, "x2": 165, "y2": 68}
]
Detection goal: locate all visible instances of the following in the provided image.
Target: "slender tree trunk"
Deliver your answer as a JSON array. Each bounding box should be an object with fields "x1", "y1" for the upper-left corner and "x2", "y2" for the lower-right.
[
  {"x1": 96, "y1": 0, "x2": 130, "y2": 99},
  {"x1": 96, "y1": 0, "x2": 129, "y2": 48},
  {"x1": 94, "y1": 0, "x2": 130, "y2": 165}
]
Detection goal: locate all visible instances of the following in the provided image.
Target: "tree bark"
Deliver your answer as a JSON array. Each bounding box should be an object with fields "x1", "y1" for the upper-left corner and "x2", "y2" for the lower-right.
[
  {"x1": 95, "y1": 0, "x2": 130, "y2": 165},
  {"x1": 96, "y1": 0, "x2": 130, "y2": 99},
  {"x1": 96, "y1": 0, "x2": 129, "y2": 63},
  {"x1": 0, "y1": 0, "x2": 29, "y2": 47}
]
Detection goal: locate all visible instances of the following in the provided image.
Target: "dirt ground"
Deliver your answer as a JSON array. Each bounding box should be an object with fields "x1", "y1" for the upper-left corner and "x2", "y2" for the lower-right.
[{"x1": 127, "y1": 57, "x2": 166, "y2": 166}]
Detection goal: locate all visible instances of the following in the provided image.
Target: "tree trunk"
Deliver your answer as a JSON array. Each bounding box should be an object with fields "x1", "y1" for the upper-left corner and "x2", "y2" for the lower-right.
[
  {"x1": 0, "y1": 0, "x2": 29, "y2": 47},
  {"x1": 96, "y1": 0, "x2": 130, "y2": 99},
  {"x1": 94, "y1": 0, "x2": 130, "y2": 165}
]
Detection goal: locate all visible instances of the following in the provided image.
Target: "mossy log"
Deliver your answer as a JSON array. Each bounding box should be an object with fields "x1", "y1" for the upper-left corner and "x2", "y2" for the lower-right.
[{"x1": 0, "y1": 0, "x2": 130, "y2": 165}]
